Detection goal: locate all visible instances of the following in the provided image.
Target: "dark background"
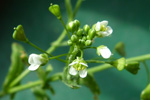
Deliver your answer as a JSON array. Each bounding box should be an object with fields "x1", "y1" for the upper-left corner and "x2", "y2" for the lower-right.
[{"x1": 0, "y1": 0, "x2": 150, "y2": 100}]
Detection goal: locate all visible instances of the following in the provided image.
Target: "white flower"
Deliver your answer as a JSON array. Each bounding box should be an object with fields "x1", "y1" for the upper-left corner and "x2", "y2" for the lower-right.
[
  {"x1": 28, "y1": 53, "x2": 48, "y2": 71},
  {"x1": 95, "y1": 20, "x2": 113, "y2": 37},
  {"x1": 97, "y1": 45, "x2": 112, "y2": 59},
  {"x1": 69, "y1": 57, "x2": 88, "y2": 78}
]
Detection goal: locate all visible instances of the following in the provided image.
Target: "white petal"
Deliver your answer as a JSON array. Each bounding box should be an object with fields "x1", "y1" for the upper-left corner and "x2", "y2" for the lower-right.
[
  {"x1": 28, "y1": 64, "x2": 40, "y2": 71},
  {"x1": 69, "y1": 61, "x2": 78, "y2": 66},
  {"x1": 100, "y1": 20, "x2": 108, "y2": 26},
  {"x1": 69, "y1": 66, "x2": 78, "y2": 76},
  {"x1": 79, "y1": 68, "x2": 87, "y2": 78},
  {"x1": 80, "y1": 62, "x2": 88, "y2": 67},
  {"x1": 106, "y1": 26, "x2": 113, "y2": 36},
  {"x1": 100, "y1": 47, "x2": 111, "y2": 59},
  {"x1": 96, "y1": 22, "x2": 101, "y2": 31},
  {"x1": 33, "y1": 55, "x2": 43, "y2": 65},
  {"x1": 28, "y1": 54, "x2": 38, "y2": 64}
]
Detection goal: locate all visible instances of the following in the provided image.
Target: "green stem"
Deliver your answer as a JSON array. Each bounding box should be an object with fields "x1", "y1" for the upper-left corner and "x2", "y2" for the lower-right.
[
  {"x1": 59, "y1": 18, "x2": 71, "y2": 39},
  {"x1": 7, "y1": 73, "x2": 62, "y2": 94},
  {"x1": 73, "y1": 0, "x2": 83, "y2": 18},
  {"x1": 26, "y1": 40, "x2": 53, "y2": 56},
  {"x1": 65, "y1": 0, "x2": 73, "y2": 18},
  {"x1": 83, "y1": 46, "x2": 97, "y2": 49},
  {"x1": 9, "y1": 69, "x2": 30, "y2": 88},
  {"x1": 46, "y1": 0, "x2": 82, "y2": 54},
  {"x1": 88, "y1": 54, "x2": 150, "y2": 74},
  {"x1": 86, "y1": 60, "x2": 106, "y2": 63},
  {"x1": 49, "y1": 53, "x2": 68, "y2": 61},
  {"x1": 26, "y1": 40, "x2": 66, "y2": 63},
  {"x1": 143, "y1": 61, "x2": 150, "y2": 85}
]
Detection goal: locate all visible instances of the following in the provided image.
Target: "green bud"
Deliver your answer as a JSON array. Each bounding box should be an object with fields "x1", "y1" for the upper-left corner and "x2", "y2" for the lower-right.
[
  {"x1": 83, "y1": 24, "x2": 90, "y2": 34},
  {"x1": 74, "y1": 19, "x2": 80, "y2": 30},
  {"x1": 71, "y1": 35, "x2": 78, "y2": 42},
  {"x1": 49, "y1": 3, "x2": 61, "y2": 19},
  {"x1": 85, "y1": 40, "x2": 92, "y2": 46},
  {"x1": 13, "y1": 25, "x2": 28, "y2": 42},
  {"x1": 115, "y1": 42, "x2": 126, "y2": 57},
  {"x1": 125, "y1": 61, "x2": 140, "y2": 74},
  {"x1": 110, "y1": 57, "x2": 125, "y2": 71},
  {"x1": 88, "y1": 29, "x2": 96, "y2": 40},
  {"x1": 67, "y1": 40, "x2": 73, "y2": 46},
  {"x1": 141, "y1": 84, "x2": 150, "y2": 100},
  {"x1": 76, "y1": 28, "x2": 83, "y2": 36},
  {"x1": 82, "y1": 36, "x2": 87, "y2": 41},
  {"x1": 40, "y1": 54, "x2": 49, "y2": 66},
  {"x1": 67, "y1": 21, "x2": 75, "y2": 32}
]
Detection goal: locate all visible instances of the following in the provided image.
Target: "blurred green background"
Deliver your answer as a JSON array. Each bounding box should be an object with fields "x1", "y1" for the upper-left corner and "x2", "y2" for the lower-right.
[{"x1": 0, "y1": 0, "x2": 150, "y2": 100}]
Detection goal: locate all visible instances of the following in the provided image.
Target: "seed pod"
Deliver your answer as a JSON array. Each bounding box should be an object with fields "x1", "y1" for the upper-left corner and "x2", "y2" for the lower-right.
[
  {"x1": 49, "y1": 4, "x2": 61, "y2": 19},
  {"x1": 13, "y1": 25, "x2": 28, "y2": 42}
]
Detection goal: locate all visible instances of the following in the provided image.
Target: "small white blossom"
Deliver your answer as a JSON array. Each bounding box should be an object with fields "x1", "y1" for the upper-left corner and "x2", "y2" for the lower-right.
[
  {"x1": 95, "y1": 20, "x2": 113, "y2": 37},
  {"x1": 28, "y1": 53, "x2": 48, "y2": 71},
  {"x1": 69, "y1": 57, "x2": 88, "y2": 78},
  {"x1": 97, "y1": 45, "x2": 112, "y2": 59}
]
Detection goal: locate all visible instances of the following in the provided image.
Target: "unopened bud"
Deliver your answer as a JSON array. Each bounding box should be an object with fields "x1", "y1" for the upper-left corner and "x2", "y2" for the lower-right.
[
  {"x1": 88, "y1": 29, "x2": 96, "y2": 40},
  {"x1": 85, "y1": 40, "x2": 92, "y2": 46},
  {"x1": 71, "y1": 35, "x2": 78, "y2": 42},
  {"x1": 76, "y1": 28, "x2": 83, "y2": 36},
  {"x1": 83, "y1": 24, "x2": 90, "y2": 34}
]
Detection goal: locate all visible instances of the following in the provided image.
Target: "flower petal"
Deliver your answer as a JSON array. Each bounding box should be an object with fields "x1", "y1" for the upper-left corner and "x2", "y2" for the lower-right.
[
  {"x1": 69, "y1": 61, "x2": 78, "y2": 66},
  {"x1": 80, "y1": 62, "x2": 88, "y2": 67},
  {"x1": 28, "y1": 54, "x2": 37, "y2": 64},
  {"x1": 96, "y1": 22, "x2": 101, "y2": 31},
  {"x1": 79, "y1": 68, "x2": 87, "y2": 78},
  {"x1": 69, "y1": 66, "x2": 78, "y2": 76},
  {"x1": 28, "y1": 64, "x2": 40, "y2": 71},
  {"x1": 106, "y1": 26, "x2": 113, "y2": 36},
  {"x1": 100, "y1": 47, "x2": 111, "y2": 59},
  {"x1": 100, "y1": 20, "x2": 108, "y2": 26}
]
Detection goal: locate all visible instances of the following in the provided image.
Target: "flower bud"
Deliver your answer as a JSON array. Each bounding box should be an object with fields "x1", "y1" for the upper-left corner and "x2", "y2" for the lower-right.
[
  {"x1": 85, "y1": 40, "x2": 92, "y2": 46},
  {"x1": 88, "y1": 29, "x2": 96, "y2": 40},
  {"x1": 141, "y1": 84, "x2": 150, "y2": 100},
  {"x1": 67, "y1": 21, "x2": 75, "y2": 32},
  {"x1": 74, "y1": 19, "x2": 80, "y2": 30},
  {"x1": 76, "y1": 28, "x2": 83, "y2": 36},
  {"x1": 67, "y1": 40, "x2": 73, "y2": 46},
  {"x1": 83, "y1": 24, "x2": 90, "y2": 34},
  {"x1": 13, "y1": 25, "x2": 28, "y2": 42},
  {"x1": 125, "y1": 61, "x2": 140, "y2": 74},
  {"x1": 71, "y1": 35, "x2": 78, "y2": 42},
  {"x1": 49, "y1": 4, "x2": 61, "y2": 19},
  {"x1": 115, "y1": 42, "x2": 126, "y2": 57},
  {"x1": 110, "y1": 57, "x2": 125, "y2": 71}
]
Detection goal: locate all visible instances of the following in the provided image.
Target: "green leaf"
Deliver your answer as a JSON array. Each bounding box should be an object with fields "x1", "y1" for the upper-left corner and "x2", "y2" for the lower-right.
[
  {"x1": 115, "y1": 42, "x2": 126, "y2": 57},
  {"x1": 80, "y1": 74, "x2": 100, "y2": 100},
  {"x1": 141, "y1": 84, "x2": 150, "y2": 100},
  {"x1": 2, "y1": 43, "x2": 26, "y2": 91}
]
